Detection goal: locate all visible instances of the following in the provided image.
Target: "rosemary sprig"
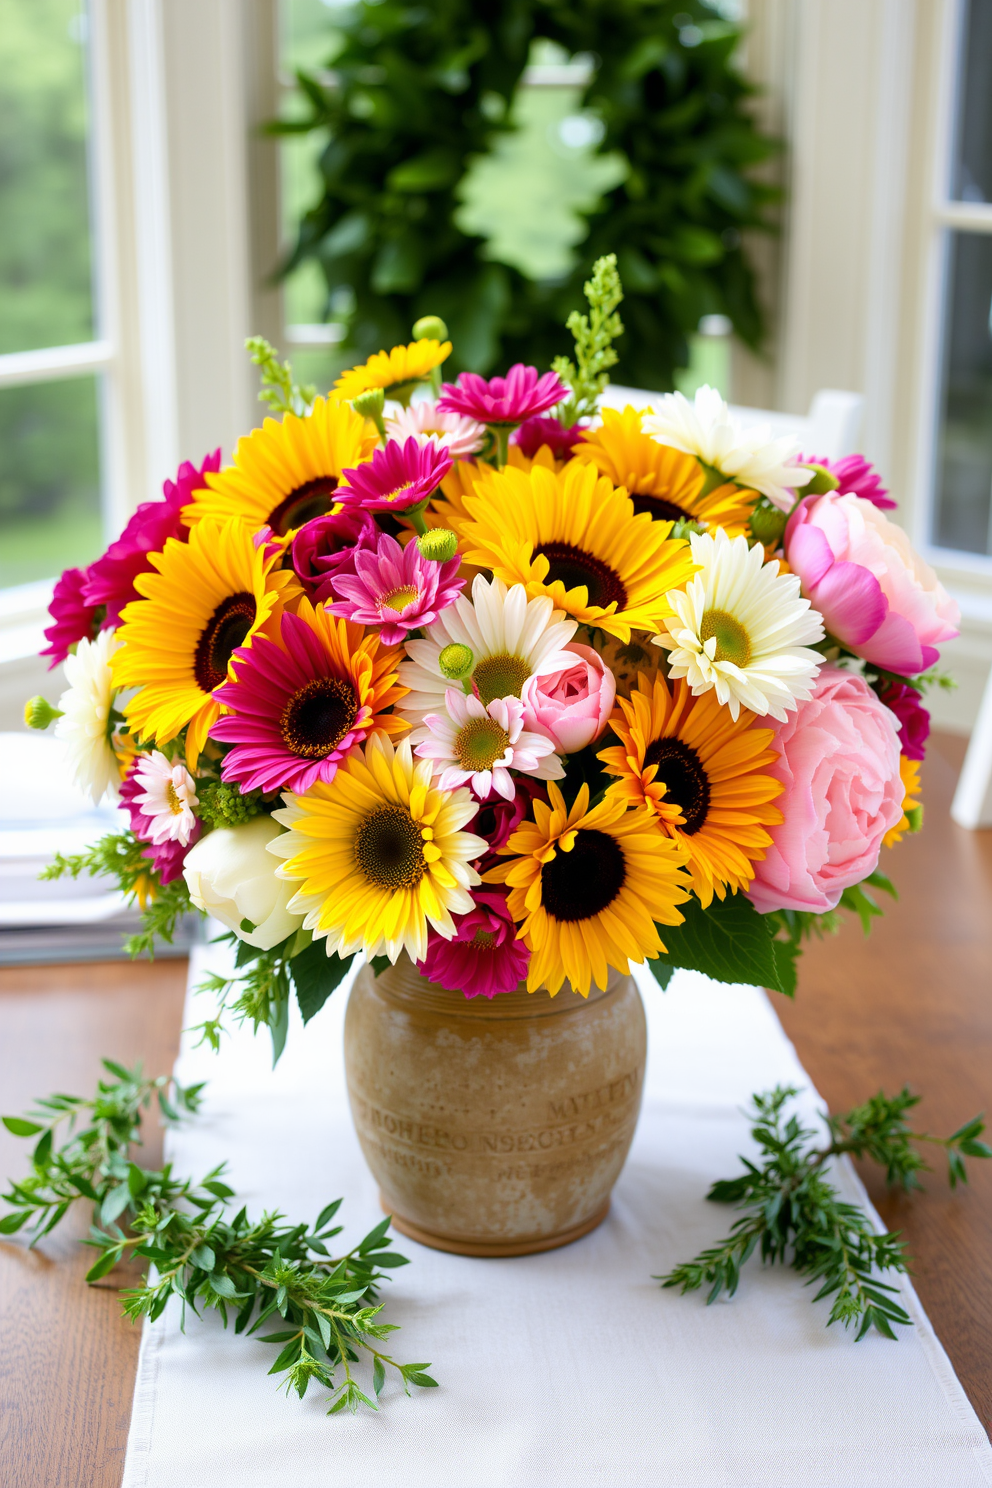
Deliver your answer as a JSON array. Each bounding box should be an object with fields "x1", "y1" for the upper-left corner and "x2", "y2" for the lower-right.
[
  {"x1": 1, "y1": 1063, "x2": 434, "y2": 1413},
  {"x1": 552, "y1": 253, "x2": 624, "y2": 427},
  {"x1": 246, "y1": 335, "x2": 317, "y2": 417},
  {"x1": 40, "y1": 830, "x2": 198, "y2": 957},
  {"x1": 659, "y1": 1086, "x2": 991, "y2": 1340}
]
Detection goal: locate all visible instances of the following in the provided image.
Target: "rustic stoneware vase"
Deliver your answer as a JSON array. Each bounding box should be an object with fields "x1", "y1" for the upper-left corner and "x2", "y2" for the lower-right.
[{"x1": 343, "y1": 955, "x2": 647, "y2": 1256}]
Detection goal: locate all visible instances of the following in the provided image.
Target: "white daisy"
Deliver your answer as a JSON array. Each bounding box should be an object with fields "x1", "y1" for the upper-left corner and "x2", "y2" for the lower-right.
[
  {"x1": 398, "y1": 573, "x2": 579, "y2": 727},
  {"x1": 385, "y1": 400, "x2": 485, "y2": 459},
  {"x1": 414, "y1": 689, "x2": 564, "y2": 800},
  {"x1": 654, "y1": 528, "x2": 824, "y2": 722},
  {"x1": 54, "y1": 628, "x2": 122, "y2": 804},
  {"x1": 642, "y1": 384, "x2": 812, "y2": 512},
  {"x1": 133, "y1": 750, "x2": 199, "y2": 845}
]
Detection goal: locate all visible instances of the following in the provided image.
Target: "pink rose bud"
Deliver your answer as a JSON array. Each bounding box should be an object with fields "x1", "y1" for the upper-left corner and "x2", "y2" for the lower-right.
[{"x1": 521, "y1": 644, "x2": 616, "y2": 754}]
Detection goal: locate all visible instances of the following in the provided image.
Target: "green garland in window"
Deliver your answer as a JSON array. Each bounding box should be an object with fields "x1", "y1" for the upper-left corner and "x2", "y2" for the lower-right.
[{"x1": 276, "y1": 0, "x2": 778, "y2": 389}]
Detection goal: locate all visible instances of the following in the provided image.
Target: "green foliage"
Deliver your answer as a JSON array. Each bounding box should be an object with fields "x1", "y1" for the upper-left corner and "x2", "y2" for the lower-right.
[
  {"x1": 276, "y1": 0, "x2": 778, "y2": 386},
  {"x1": 1, "y1": 1063, "x2": 431, "y2": 1413},
  {"x1": 552, "y1": 253, "x2": 624, "y2": 426},
  {"x1": 196, "y1": 781, "x2": 268, "y2": 829},
  {"x1": 650, "y1": 891, "x2": 797, "y2": 996},
  {"x1": 763, "y1": 870, "x2": 898, "y2": 968},
  {"x1": 659, "y1": 1086, "x2": 991, "y2": 1339},
  {"x1": 246, "y1": 335, "x2": 317, "y2": 417}
]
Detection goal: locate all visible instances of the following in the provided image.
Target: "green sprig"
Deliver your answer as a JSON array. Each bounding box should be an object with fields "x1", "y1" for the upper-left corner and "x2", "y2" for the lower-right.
[
  {"x1": 1, "y1": 1063, "x2": 433, "y2": 1414},
  {"x1": 659, "y1": 1086, "x2": 991, "y2": 1339},
  {"x1": 552, "y1": 254, "x2": 624, "y2": 428},
  {"x1": 246, "y1": 336, "x2": 317, "y2": 417}
]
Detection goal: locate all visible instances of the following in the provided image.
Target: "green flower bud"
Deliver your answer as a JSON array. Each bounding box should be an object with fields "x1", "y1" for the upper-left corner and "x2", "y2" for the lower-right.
[
  {"x1": 412, "y1": 315, "x2": 449, "y2": 343},
  {"x1": 352, "y1": 387, "x2": 385, "y2": 420},
  {"x1": 905, "y1": 803, "x2": 924, "y2": 834},
  {"x1": 23, "y1": 695, "x2": 63, "y2": 730},
  {"x1": 438, "y1": 642, "x2": 473, "y2": 680},
  {"x1": 417, "y1": 528, "x2": 459, "y2": 562},
  {"x1": 801, "y1": 463, "x2": 840, "y2": 497},
  {"x1": 748, "y1": 503, "x2": 788, "y2": 546}
]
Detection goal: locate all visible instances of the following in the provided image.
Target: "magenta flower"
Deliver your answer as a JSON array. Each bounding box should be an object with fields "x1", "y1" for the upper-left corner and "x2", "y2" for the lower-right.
[
  {"x1": 210, "y1": 610, "x2": 387, "y2": 795},
  {"x1": 417, "y1": 888, "x2": 529, "y2": 998},
  {"x1": 802, "y1": 452, "x2": 895, "y2": 510},
  {"x1": 83, "y1": 451, "x2": 221, "y2": 625},
  {"x1": 335, "y1": 436, "x2": 451, "y2": 513},
  {"x1": 512, "y1": 416, "x2": 585, "y2": 460},
  {"x1": 120, "y1": 764, "x2": 201, "y2": 885},
  {"x1": 438, "y1": 364, "x2": 568, "y2": 427},
  {"x1": 876, "y1": 678, "x2": 930, "y2": 761},
  {"x1": 290, "y1": 508, "x2": 380, "y2": 604},
  {"x1": 41, "y1": 567, "x2": 107, "y2": 668},
  {"x1": 328, "y1": 532, "x2": 463, "y2": 645},
  {"x1": 467, "y1": 778, "x2": 547, "y2": 873}
]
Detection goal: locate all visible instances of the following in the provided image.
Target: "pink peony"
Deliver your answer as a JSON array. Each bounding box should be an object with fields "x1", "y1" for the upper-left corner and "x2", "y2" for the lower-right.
[
  {"x1": 290, "y1": 508, "x2": 380, "y2": 604},
  {"x1": 747, "y1": 666, "x2": 905, "y2": 914},
  {"x1": 875, "y1": 679, "x2": 930, "y2": 762},
  {"x1": 41, "y1": 567, "x2": 107, "y2": 668},
  {"x1": 417, "y1": 888, "x2": 529, "y2": 998},
  {"x1": 438, "y1": 364, "x2": 568, "y2": 427},
  {"x1": 328, "y1": 531, "x2": 463, "y2": 645},
  {"x1": 785, "y1": 493, "x2": 959, "y2": 675},
  {"x1": 83, "y1": 451, "x2": 221, "y2": 625},
  {"x1": 512, "y1": 416, "x2": 585, "y2": 460},
  {"x1": 802, "y1": 452, "x2": 895, "y2": 510},
  {"x1": 120, "y1": 763, "x2": 201, "y2": 885},
  {"x1": 336, "y1": 436, "x2": 451, "y2": 513},
  {"x1": 521, "y1": 643, "x2": 616, "y2": 753}
]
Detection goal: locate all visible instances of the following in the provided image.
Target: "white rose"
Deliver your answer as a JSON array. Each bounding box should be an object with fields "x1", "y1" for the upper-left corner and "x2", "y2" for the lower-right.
[{"x1": 183, "y1": 816, "x2": 304, "y2": 950}]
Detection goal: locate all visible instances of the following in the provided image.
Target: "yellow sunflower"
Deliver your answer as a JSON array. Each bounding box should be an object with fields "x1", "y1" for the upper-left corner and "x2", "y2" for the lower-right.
[
  {"x1": 111, "y1": 518, "x2": 291, "y2": 769},
  {"x1": 598, "y1": 673, "x2": 784, "y2": 907},
  {"x1": 183, "y1": 398, "x2": 376, "y2": 536},
  {"x1": 456, "y1": 460, "x2": 696, "y2": 642},
  {"x1": 269, "y1": 735, "x2": 486, "y2": 964},
  {"x1": 334, "y1": 339, "x2": 452, "y2": 402},
  {"x1": 884, "y1": 756, "x2": 922, "y2": 848},
  {"x1": 485, "y1": 781, "x2": 691, "y2": 996},
  {"x1": 572, "y1": 406, "x2": 758, "y2": 536}
]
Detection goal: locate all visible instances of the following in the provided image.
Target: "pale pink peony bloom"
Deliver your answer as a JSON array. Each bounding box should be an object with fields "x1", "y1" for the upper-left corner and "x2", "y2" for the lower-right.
[
  {"x1": 385, "y1": 401, "x2": 485, "y2": 458},
  {"x1": 747, "y1": 666, "x2": 905, "y2": 915},
  {"x1": 415, "y1": 689, "x2": 564, "y2": 800},
  {"x1": 521, "y1": 643, "x2": 616, "y2": 753},
  {"x1": 785, "y1": 493, "x2": 959, "y2": 675}
]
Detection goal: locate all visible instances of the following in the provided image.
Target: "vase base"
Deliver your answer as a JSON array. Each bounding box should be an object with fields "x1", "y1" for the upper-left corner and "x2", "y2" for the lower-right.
[{"x1": 381, "y1": 1196, "x2": 611, "y2": 1257}]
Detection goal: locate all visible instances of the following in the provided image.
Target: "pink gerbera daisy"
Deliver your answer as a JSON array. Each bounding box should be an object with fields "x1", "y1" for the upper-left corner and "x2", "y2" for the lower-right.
[
  {"x1": 41, "y1": 567, "x2": 108, "y2": 668},
  {"x1": 802, "y1": 452, "x2": 895, "y2": 510},
  {"x1": 417, "y1": 888, "x2": 529, "y2": 998},
  {"x1": 210, "y1": 603, "x2": 408, "y2": 794},
  {"x1": 120, "y1": 762, "x2": 201, "y2": 884},
  {"x1": 327, "y1": 532, "x2": 463, "y2": 645},
  {"x1": 438, "y1": 364, "x2": 568, "y2": 427},
  {"x1": 335, "y1": 435, "x2": 452, "y2": 513},
  {"x1": 512, "y1": 416, "x2": 586, "y2": 460}
]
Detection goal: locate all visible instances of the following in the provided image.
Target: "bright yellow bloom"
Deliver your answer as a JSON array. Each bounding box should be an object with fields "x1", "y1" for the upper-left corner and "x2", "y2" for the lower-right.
[
  {"x1": 572, "y1": 406, "x2": 758, "y2": 536},
  {"x1": 334, "y1": 340, "x2": 452, "y2": 402},
  {"x1": 457, "y1": 460, "x2": 696, "y2": 642},
  {"x1": 270, "y1": 736, "x2": 486, "y2": 965},
  {"x1": 884, "y1": 756, "x2": 922, "y2": 848},
  {"x1": 598, "y1": 672, "x2": 783, "y2": 907},
  {"x1": 111, "y1": 518, "x2": 291, "y2": 769},
  {"x1": 183, "y1": 398, "x2": 376, "y2": 536},
  {"x1": 486, "y1": 781, "x2": 690, "y2": 996}
]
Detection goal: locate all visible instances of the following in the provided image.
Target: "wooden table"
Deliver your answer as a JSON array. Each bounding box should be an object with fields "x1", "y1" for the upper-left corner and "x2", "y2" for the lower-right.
[{"x1": 1, "y1": 731, "x2": 990, "y2": 1487}]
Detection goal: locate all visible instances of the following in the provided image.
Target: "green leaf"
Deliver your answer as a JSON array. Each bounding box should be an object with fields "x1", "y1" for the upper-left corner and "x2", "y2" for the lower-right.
[
  {"x1": 369, "y1": 954, "x2": 391, "y2": 978},
  {"x1": 101, "y1": 1058, "x2": 134, "y2": 1080},
  {"x1": 0, "y1": 1210, "x2": 29, "y2": 1233},
  {"x1": 647, "y1": 958, "x2": 676, "y2": 990},
  {"x1": 100, "y1": 1183, "x2": 132, "y2": 1226},
  {"x1": 32, "y1": 1129, "x2": 53, "y2": 1166},
  {"x1": 315, "y1": 1199, "x2": 343, "y2": 1230},
  {"x1": 372, "y1": 1356, "x2": 385, "y2": 1396},
  {"x1": 190, "y1": 1244, "x2": 216, "y2": 1271},
  {"x1": 269, "y1": 993, "x2": 291, "y2": 1068},
  {"x1": 85, "y1": 1248, "x2": 120, "y2": 1282},
  {"x1": 290, "y1": 942, "x2": 355, "y2": 1025},
  {"x1": 209, "y1": 1273, "x2": 239, "y2": 1298},
  {"x1": 655, "y1": 893, "x2": 789, "y2": 993},
  {"x1": 2, "y1": 1116, "x2": 42, "y2": 1137},
  {"x1": 127, "y1": 1163, "x2": 148, "y2": 1197}
]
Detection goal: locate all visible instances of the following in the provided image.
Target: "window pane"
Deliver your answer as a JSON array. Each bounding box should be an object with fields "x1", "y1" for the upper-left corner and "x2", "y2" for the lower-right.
[
  {"x1": 0, "y1": 375, "x2": 102, "y2": 588},
  {"x1": 933, "y1": 232, "x2": 992, "y2": 555},
  {"x1": 954, "y1": 0, "x2": 992, "y2": 203},
  {"x1": 0, "y1": 0, "x2": 95, "y2": 354}
]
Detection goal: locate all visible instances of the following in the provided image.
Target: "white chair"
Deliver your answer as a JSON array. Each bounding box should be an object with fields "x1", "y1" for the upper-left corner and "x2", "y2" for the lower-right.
[
  {"x1": 951, "y1": 672, "x2": 992, "y2": 828},
  {"x1": 600, "y1": 384, "x2": 865, "y2": 461}
]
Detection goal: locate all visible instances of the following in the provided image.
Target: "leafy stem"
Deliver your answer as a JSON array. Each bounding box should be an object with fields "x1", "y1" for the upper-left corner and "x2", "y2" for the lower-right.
[
  {"x1": 552, "y1": 253, "x2": 624, "y2": 427},
  {"x1": 246, "y1": 335, "x2": 317, "y2": 417}
]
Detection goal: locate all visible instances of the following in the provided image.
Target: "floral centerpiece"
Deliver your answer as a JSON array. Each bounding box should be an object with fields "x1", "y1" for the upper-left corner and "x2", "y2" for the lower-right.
[{"x1": 27, "y1": 257, "x2": 959, "y2": 1046}]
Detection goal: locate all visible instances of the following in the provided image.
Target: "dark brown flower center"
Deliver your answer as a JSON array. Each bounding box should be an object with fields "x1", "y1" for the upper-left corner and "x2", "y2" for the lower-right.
[
  {"x1": 280, "y1": 677, "x2": 358, "y2": 758},
  {"x1": 268, "y1": 477, "x2": 340, "y2": 536},
  {"x1": 354, "y1": 804, "x2": 426, "y2": 890},
  {"x1": 194, "y1": 592, "x2": 256, "y2": 693},
  {"x1": 631, "y1": 492, "x2": 690, "y2": 523},
  {"x1": 540, "y1": 828, "x2": 626, "y2": 922},
  {"x1": 643, "y1": 737, "x2": 711, "y2": 834},
  {"x1": 533, "y1": 541, "x2": 628, "y2": 612}
]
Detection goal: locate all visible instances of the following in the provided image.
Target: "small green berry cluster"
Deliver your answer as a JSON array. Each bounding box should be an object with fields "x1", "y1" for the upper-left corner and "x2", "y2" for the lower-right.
[{"x1": 197, "y1": 781, "x2": 266, "y2": 829}]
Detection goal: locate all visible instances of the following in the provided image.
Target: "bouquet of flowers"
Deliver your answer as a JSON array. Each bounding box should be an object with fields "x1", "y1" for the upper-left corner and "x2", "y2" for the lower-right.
[{"x1": 26, "y1": 257, "x2": 959, "y2": 1047}]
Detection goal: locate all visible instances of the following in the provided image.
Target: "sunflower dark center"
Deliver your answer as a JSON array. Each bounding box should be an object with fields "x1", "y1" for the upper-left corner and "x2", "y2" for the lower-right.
[
  {"x1": 280, "y1": 677, "x2": 358, "y2": 759},
  {"x1": 268, "y1": 477, "x2": 340, "y2": 536},
  {"x1": 194, "y1": 592, "x2": 256, "y2": 693},
  {"x1": 354, "y1": 804, "x2": 426, "y2": 890},
  {"x1": 533, "y1": 542, "x2": 628, "y2": 612},
  {"x1": 631, "y1": 492, "x2": 690, "y2": 523},
  {"x1": 643, "y1": 737, "x2": 711, "y2": 835},
  {"x1": 540, "y1": 828, "x2": 626, "y2": 923}
]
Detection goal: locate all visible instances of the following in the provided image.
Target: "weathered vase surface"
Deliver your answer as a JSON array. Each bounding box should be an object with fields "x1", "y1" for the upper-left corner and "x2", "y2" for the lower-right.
[{"x1": 343, "y1": 956, "x2": 647, "y2": 1256}]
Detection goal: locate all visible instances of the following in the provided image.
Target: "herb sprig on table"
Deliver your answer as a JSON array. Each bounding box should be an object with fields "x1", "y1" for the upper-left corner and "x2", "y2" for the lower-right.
[
  {"x1": 0, "y1": 1063, "x2": 434, "y2": 1414},
  {"x1": 660, "y1": 1086, "x2": 992, "y2": 1340}
]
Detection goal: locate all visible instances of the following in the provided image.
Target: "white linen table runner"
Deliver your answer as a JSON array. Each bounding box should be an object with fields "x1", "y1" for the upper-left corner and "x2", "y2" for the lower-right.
[{"x1": 122, "y1": 942, "x2": 992, "y2": 1488}]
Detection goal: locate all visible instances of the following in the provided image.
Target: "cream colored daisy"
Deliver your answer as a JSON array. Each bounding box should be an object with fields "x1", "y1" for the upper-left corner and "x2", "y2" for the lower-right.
[{"x1": 54, "y1": 628, "x2": 122, "y2": 804}]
